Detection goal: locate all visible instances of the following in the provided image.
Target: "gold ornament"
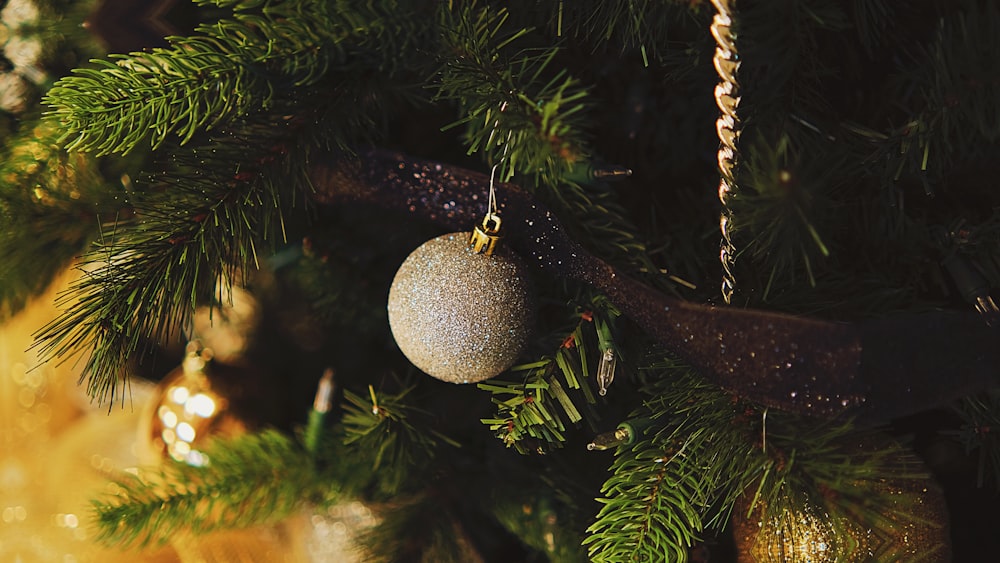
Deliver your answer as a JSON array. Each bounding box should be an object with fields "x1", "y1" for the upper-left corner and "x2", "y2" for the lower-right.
[
  {"x1": 1, "y1": 0, "x2": 41, "y2": 29},
  {"x1": 387, "y1": 231, "x2": 534, "y2": 384},
  {"x1": 733, "y1": 495, "x2": 867, "y2": 563},
  {"x1": 140, "y1": 343, "x2": 253, "y2": 466},
  {"x1": 285, "y1": 501, "x2": 379, "y2": 562},
  {"x1": 190, "y1": 283, "x2": 260, "y2": 364},
  {"x1": 733, "y1": 478, "x2": 950, "y2": 563},
  {"x1": 0, "y1": 72, "x2": 34, "y2": 114}
]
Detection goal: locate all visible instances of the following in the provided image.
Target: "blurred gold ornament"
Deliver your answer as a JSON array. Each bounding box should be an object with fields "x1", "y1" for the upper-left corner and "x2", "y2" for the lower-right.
[
  {"x1": 141, "y1": 342, "x2": 253, "y2": 466},
  {"x1": 733, "y1": 495, "x2": 864, "y2": 562},
  {"x1": 190, "y1": 283, "x2": 260, "y2": 364},
  {"x1": 387, "y1": 232, "x2": 534, "y2": 384},
  {"x1": 0, "y1": 71, "x2": 33, "y2": 113},
  {"x1": 3, "y1": 35, "x2": 42, "y2": 69},
  {"x1": 1, "y1": 0, "x2": 40, "y2": 28},
  {"x1": 286, "y1": 501, "x2": 379, "y2": 562},
  {"x1": 733, "y1": 477, "x2": 950, "y2": 563}
]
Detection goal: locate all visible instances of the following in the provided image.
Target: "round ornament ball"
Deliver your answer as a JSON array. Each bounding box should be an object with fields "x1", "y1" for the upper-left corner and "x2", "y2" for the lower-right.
[
  {"x1": 387, "y1": 232, "x2": 534, "y2": 384},
  {"x1": 140, "y1": 342, "x2": 275, "y2": 466}
]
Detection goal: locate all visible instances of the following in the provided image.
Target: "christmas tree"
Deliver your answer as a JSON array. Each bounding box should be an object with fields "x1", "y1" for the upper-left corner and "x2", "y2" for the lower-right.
[{"x1": 2, "y1": 0, "x2": 999, "y2": 560}]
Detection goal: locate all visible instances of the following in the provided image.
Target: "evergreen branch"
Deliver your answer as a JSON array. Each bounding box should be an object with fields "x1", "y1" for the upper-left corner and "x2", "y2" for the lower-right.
[
  {"x1": 93, "y1": 429, "x2": 328, "y2": 548},
  {"x1": 586, "y1": 354, "x2": 942, "y2": 562},
  {"x1": 436, "y1": 3, "x2": 593, "y2": 185},
  {"x1": 481, "y1": 374, "x2": 570, "y2": 454},
  {"x1": 479, "y1": 295, "x2": 619, "y2": 453},
  {"x1": 33, "y1": 132, "x2": 296, "y2": 404},
  {"x1": 585, "y1": 365, "x2": 761, "y2": 562},
  {"x1": 871, "y1": 3, "x2": 1000, "y2": 190},
  {"x1": 954, "y1": 391, "x2": 1000, "y2": 488},
  {"x1": 0, "y1": 121, "x2": 122, "y2": 316},
  {"x1": 586, "y1": 436, "x2": 708, "y2": 561},
  {"x1": 342, "y1": 385, "x2": 458, "y2": 495},
  {"x1": 728, "y1": 133, "x2": 841, "y2": 299},
  {"x1": 519, "y1": 0, "x2": 695, "y2": 65},
  {"x1": 45, "y1": 0, "x2": 419, "y2": 156},
  {"x1": 540, "y1": 174, "x2": 668, "y2": 284},
  {"x1": 46, "y1": 37, "x2": 270, "y2": 155}
]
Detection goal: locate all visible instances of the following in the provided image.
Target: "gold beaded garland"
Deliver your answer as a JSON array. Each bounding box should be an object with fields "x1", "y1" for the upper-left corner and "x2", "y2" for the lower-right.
[{"x1": 387, "y1": 232, "x2": 534, "y2": 384}]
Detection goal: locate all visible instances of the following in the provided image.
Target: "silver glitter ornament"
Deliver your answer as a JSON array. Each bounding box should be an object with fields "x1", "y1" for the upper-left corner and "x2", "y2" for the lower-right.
[{"x1": 387, "y1": 232, "x2": 534, "y2": 384}]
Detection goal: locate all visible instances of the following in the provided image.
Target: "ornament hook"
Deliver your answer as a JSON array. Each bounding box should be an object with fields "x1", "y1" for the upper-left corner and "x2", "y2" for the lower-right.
[
  {"x1": 470, "y1": 101, "x2": 511, "y2": 255},
  {"x1": 470, "y1": 212, "x2": 503, "y2": 255}
]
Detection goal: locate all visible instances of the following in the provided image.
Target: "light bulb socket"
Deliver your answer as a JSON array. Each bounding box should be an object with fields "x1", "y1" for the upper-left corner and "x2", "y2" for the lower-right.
[{"x1": 587, "y1": 418, "x2": 653, "y2": 451}]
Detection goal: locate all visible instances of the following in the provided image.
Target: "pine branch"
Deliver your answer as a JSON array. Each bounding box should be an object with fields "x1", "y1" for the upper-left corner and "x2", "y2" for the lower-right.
[
  {"x1": 342, "y1": 385, "x2": 459, "y2": 495},
  {"x1": 33, "y1": 131, "x2": 296, "y2": 404},
  {"x1": 513, "y1": 0, "x2": 697, "y2": 66},
  {"x1": 863, "y1": 2, "x2": 1000, "y2": 191},
  {"x1": 954, "y1": 391, "x2": 1000, "y2": 488},
  {"x1": 0, "y1": 121, "x2": 121, "y2": 316},
  {"x1": 46, "y1": 35, "x2": 282, "y2": 155},
  {"x1": 436, "y1": 3, "x2": 593, "y2": 186},
  {"x1": 93, "y1": 429, "x2": 328, "y2": 548},
  {"x1": 585, "y1": 365, "x2": 761, "y2": 562},
  {"x1": 95, "y1": 383, "x2": 461, "y2": 551},
  {"x1": 44, "y1": 0, "x2": 422, "y2": 156},
  {"x1": 30, "y1": 2, "x2": 432, "y2": 402},
  {"x1": 586, "y1": 354, "x2": 950, "y2": 562},
  {"x1": 587, "y1": 434, "x2": 708, "y2": 561},
  {"x1": 728, "y1": 132, "x2": 839, "y2": 299},
  {"x1": 479, "y1": 294, "x2": 619, "y2": 453}
]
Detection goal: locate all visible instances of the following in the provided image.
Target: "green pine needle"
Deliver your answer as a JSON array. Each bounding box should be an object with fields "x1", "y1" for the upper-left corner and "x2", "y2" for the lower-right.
[
  {"x1": 880, "y1": 2, "x2": 1000, "y2": 188},
  {"x1": 342, "y1": 386, "x2": 459, "y2": 494},
  {"x1": 436, "y1": 3, "x2": 594, "y2": 186},
  {"x1": 954, "y1": 391, "x2": 1000, "y2": 488},
  {"x1": 33, "y1": 132, "x2": 296, "y2": 405},
  {"x1": 93, "y1": 429, "x2": 328, "y2": 548},
  {"x1": 480, "y1": 294, "x2": 618, "y2": 453},
  {"x1": 44, "y1": 0, "x2": 420, "y2": 157},
  {"x1": 0, "y1": 122, "x2": 121, "y2": 317}
]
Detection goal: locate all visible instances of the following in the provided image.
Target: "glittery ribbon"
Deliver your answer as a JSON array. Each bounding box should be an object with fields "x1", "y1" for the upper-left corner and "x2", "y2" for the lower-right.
[{"x1": 310, "y1": 149, "x2": 1000, "y2": 424}]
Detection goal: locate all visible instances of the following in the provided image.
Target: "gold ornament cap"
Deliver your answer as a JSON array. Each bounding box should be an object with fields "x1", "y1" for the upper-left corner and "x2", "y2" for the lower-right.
[{"x1": 469, "y1": 212, "x2": 503, "y2": 255}]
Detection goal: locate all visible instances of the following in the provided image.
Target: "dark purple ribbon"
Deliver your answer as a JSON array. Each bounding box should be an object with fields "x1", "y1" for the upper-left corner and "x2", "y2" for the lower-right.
[{"x1": 310, "y1": 149, "x2": 999, "y2": 424}]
